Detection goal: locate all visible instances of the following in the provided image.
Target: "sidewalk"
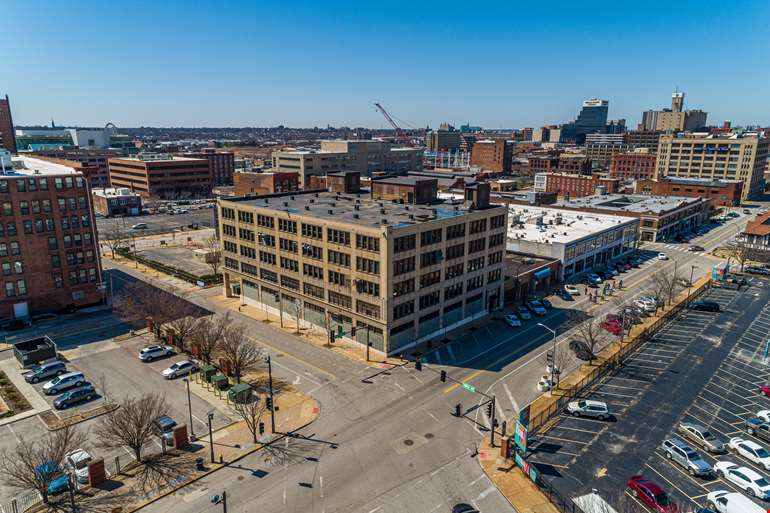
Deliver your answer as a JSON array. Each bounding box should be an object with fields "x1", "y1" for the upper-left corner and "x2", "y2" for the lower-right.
[{"x1": 0, "y1": 358, "x2": 50, "y2": 427}]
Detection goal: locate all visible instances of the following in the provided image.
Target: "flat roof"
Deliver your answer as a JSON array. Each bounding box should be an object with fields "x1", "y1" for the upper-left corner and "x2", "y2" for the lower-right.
[
  {"x1": 555, "y1": 194, "x2": 703, "y2": 214},
  {"x1": 224, "y1": 190, "x2": 502, "y2": 229},
  {"x1": 92, "y1": 187, "x2": 141, "y2": 197},
  {"x1": 373, "y1": 176, "x2": 435, "y2": 186},
  {"x1": 507, "y1": 204, "x2": 636, "y2": 245},
  {"x1": 5, "y1": 155, "x2": 80, "y2": 177},
  {"x1": 661, "y1": 176, "x2": 742, "y2": 187}
]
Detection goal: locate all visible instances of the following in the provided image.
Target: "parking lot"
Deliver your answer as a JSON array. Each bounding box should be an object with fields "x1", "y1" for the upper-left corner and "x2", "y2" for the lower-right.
[
  {"x1": 527, "y1": 279, "x2": 770, "y2": 511},
  {"x1": 96, "y1": 208, "x2": 215, "y2": 237}
]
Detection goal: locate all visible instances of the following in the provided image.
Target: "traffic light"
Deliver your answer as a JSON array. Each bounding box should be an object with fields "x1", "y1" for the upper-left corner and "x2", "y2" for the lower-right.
[
  {"x1": 440, "y1": 370, "x2": 447, "y2": 382},
  {"x1": 258, "y1": 422, "x2": 265, "y2": 435},
  {"x1": 329, "y1": 332, "x2": 336, "y2": 344},
  {"x1": 454, "y1": 403, "x2": 462, "y2": 417},
  {"x1": 486, "y1": 402, "x2": 493, "y2": 418},
  {"x1": 546, "y1": 350, "x2": 554, "y2": 364},
  {"x1": 415, "y1": 361, "x2": 422, "y2": 371},
  {"x1": 266, "y1": 397, "x2": 273, "y2": 410},
  {"x1": 351, "y1": 326, "x2": 356, "y2": 337}
]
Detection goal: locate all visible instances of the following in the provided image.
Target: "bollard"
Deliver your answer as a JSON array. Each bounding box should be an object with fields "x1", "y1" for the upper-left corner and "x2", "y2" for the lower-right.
[{"x1": 115, "y1": 455, "x2": 121, "y2": 475}]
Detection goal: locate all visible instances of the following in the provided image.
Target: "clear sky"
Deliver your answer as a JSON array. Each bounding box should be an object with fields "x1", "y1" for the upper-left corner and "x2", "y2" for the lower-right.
[{"x1": 4, "y1": 0, "x2": 770, "y2": 129}]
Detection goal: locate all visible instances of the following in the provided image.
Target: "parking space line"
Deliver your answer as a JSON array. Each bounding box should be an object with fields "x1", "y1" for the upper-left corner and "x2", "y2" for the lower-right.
[
  {"x1": 652, "y1": 452, "x2": 710, "y2": 493},
  {"x1": 6, "y1": 424, "x2": 19, "y2": 443},
  {"x1": 539, "y1": 434, "x2": 589, "y2": 445},
  {"x1": 644, "y1": 463, "x2": 700, "y2": 505},
  {"x1": 587, "y1": 389, "x2": 636, "y2": 399},
  {"x1": 622, "y1": 362, "x2": 669, "y2": 371},
  {"x1": 697, "y1": 393, "x2": 749, "y2": 414},
  {"x1": 555, "y1": 424, "x2": 604, "y2": 435}
]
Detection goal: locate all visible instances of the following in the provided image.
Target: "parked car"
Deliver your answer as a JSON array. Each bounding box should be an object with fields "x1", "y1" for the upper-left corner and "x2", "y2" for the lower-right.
[
  {"x1": 161, "y1": 360, "x2": 198, "y2": 379},
  {"x1": 661, "y1": 437, "x2": 712, "y2": 476},
  {"x1": 759, "y1": 385, "x2": 770, "y2": 397},
  {"x1": 626, "y1": 475, "x2": 680, "y2": 513},
  {"x1": 559, "y1": 290, "x2": 573, "y2": 301},
  {"x1": 746, "y1": 418, "x2": 770, "y2": 442},
  {"x1": 657, "y1": 252, "x2": 669, "y2": 260},
  {"x1": 540, "y1": 298, "x2": 553, "y2": 309},
  {"x1": 677, "y1": 422, "x2": 726, "y2": 453},
  {"x1": 587, "y1": 273, "x2": 602, "y2": 285},
  {"x1": 713, "y1": 461, "x2": 770, "y2": 498},
  {"x1": 635, "y1": 299, "x2": 657, "y2": 313},
  {"x1": 604, "y1": 267, "x2": 619, "y2": 277},
  {"x1": 600, "y1": 320, "x2": 623, "y2": 335},
  {"x1": 452, "y1": 505, "x2": 480, "y2": 513},
  {"x1": 689, "y1": 300, "x2": 720, "y2": 312},
  {"x1": 54, "y1": 384, "x2": 96, "y2": 409},
  {"x1": 36, "y1": 462, "x2": 70, "y2": 495},
  {"x1": 606, "y1": 313, "x2": 622, "y2": 323},
  {"x1": 745, "y1": 266, "x2": 770, "y2": 276},
  {"x1": 516, "y1": 306, "x2": 531, "y2": 320},
  {"x1": 757, "y1": 410, "x2": 770, "y2": 423},
  {"x1": 504, "y1": 314, "x2": 522, "y2": 328},
  {"x1": 566, "y1": 399, "x2": 609, "y2": 420},
  {"x1": 155, "y1": 415, "x2": 178, "y2": 446},
  {"x1": 138, "y1": 345, "x2": 174, "y2": 362},
  {"x1": 526, "y1": 300, "x2": 547, "y2": 316},
  {"x1": 43, "y1": 372, "x2": 86, "y2": 395},
  {"x1": 65, "y1": 449, "x2": 93, "y2": 484},
  {"x1": 569, "y1": 340, "x2": 595, "y2": 361},
  {"x1": 131, "y1": 223, "x2": 148, "y2": 229},
  {"x1": 24, "y1": 361, "x2": 66, "y2": 383},
  {"x1": 688, "y1": 245, "x2": 705, "y2": 252},
  {"x1": 728, "y1": 438, "x2": 770, "y2": 470},
  {"x1": 706, "y1": 490, "x2": 765, "y2": 513},
  {"x1": 564, "y1": 284, "x2": 580, "y2": 296}
]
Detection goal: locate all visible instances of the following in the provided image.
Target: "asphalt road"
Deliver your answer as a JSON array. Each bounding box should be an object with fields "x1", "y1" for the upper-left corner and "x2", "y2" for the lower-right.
[{"x1": 96, "y1": 209, "x2": 216, "y2": 237}]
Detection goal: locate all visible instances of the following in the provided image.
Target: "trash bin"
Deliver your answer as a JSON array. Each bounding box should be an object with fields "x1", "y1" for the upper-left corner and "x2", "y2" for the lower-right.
[
  {"x1": 227, "y1": 383, "x2": 252, "y2": 404},
  {"x1": 196, "y1": 458, "x2": 204, "y2": 470},
  {"x1": 200, "y1": 365, "x2": 217, "y2": 383},
  {"x1": 210, "y1": 374, "x2": 228, "y2": 390}
]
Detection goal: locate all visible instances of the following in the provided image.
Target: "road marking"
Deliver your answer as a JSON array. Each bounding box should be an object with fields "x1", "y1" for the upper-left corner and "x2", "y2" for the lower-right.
[
  {"x1": 319, "y1": 475, "x2": 324, "y2": 499},
  {"x1": 366, "y1": 507, "x2": 382, "y2": 513},
  {"x1": 502, "y1": 383, "x2": 518, "y2": 412},
  {"x1": 474, "y1": 486, "x2": 495, "y2": 502},
  {"x1": 393, "y1": 381, "x2": 405, "y2": 392},
  {"x1": 468, "y1": 474, "x2": 486, "y2": 487},
  {"x1": 444, "y1": 370, "x2": 483, "y2": 394},
  {"x1": 6, "y1": 424, "x2": 19, "y2": 442},
  {"x1": 428, "y1": 412, "x2": 440, "y2": 423}
]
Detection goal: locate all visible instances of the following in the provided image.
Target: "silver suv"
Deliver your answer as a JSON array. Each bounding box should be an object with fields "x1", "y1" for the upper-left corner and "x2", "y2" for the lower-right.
[
  {"x1": 661, "y1": 437, "x2": 712, "y2": 476},
  {"x1": 677, "y1": 422, "x2": 726, "y2": 453}
]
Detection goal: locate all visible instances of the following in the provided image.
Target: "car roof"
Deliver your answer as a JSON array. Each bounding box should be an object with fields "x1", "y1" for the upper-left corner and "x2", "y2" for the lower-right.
[
  {"x1": 581, "y1": 399, "x2": 607, "y2": 407},
  {"x1": 156, "y1": 415, "x2": 176, "y2": 427},
  {"x1": 67, "y1": 449, "x2": 91, "y2": 462},
  {"x1": 636, "y1": 478, "x2": 664, "y2": 495},
  {"x1": 56, "y1": 372, "x2": 83, "y2": 379},
  {"x1": 741, "y1": 439, "x2": 764, "y2": 450},
  {"x1": 681, "y1": 422, "x2": 706, "y2": 431}
]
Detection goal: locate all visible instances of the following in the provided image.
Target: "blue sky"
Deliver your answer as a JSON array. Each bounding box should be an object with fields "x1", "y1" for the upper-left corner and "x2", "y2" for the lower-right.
[{"x1": 4, "y1": 0, "x2": 770, "y2": 128}]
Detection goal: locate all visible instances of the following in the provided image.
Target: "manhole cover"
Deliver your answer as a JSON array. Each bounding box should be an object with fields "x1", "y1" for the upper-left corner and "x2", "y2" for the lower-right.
[
  {"x1": 403, "y1": 439, "x2": 414, "y2": 446},
  {"x1": 425, "y1": 433, "x2": 434, "y2": 439},
  {"x1": 237, "y1": 476, "x2": 244, "y2": 481}
]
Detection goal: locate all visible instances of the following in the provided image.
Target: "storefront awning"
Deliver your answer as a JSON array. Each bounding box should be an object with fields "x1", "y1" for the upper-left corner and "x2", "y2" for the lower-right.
[{"x1": 534, "y1": 268, "x2": 551, "y2": 281}]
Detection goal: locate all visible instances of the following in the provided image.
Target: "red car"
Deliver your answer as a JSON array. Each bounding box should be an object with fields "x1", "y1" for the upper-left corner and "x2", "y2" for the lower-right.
[
  {"x1": 627, "y1": 475, "x2": 680, "y2": 513},
  {"x1": 758, "y1": 385, "x2": 770, "y2": 397},
  {"x1": 600, "y1": 320, "x2": 623, "y2": 335}
]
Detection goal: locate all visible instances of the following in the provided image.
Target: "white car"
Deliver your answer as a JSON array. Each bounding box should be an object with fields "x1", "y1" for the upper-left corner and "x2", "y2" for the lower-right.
[
  {"x1": 504, "y1": 314, "x2": 521, "y2": 328},
  {"x1": 131, "y1": 223, "x2": 148, "y2": 229},
  {"x1": 564, "y1": 284, "x2": 580, "y2": 296},
  {"x1": 138, "y1": 345, "x2": 174, "y2": 362},
  {"x1": 65, "y1": 449, "x2": 93, "y2": 484},
  {"x1": 566, "y1": 399, "x2": 609, "y2": 420},
  {"x1": 728, "y1": 438, "x2": 770, "y2": 470},
  {"x1": 707, "y1": 490, "x2": 766, "y2": 513},
  {"x1": 714, "y1": 461, "x2": 770, "y2": 498},
  {"x1": 516, "y1": 306, "x2": 532, "y2": 320},
  {"x1": 161, "y1": 360, "x2": 198, "y2": 379},
  {"x1": 758, "y1": 410, "x2": 770, "y2": 423},
  {"x1": 634, "y1": 299, "x2": 656, "y2": 312},
  {"x1": 658, "y1": 252, "x2": 669, "y2": 260}
]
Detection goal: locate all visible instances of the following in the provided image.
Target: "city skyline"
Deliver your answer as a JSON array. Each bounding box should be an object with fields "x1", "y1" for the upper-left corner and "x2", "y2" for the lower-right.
[{"x1": 4, "y1": 0, "x2": 770, "y2": 128}]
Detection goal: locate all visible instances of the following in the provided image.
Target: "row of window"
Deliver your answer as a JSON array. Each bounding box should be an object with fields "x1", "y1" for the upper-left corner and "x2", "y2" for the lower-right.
[
  {"x1": 1, "y1": 196, "x2": 88, "y2": 217},
  {"x1": 0, "y1": 175, "x2": 86, "y2": 194}
]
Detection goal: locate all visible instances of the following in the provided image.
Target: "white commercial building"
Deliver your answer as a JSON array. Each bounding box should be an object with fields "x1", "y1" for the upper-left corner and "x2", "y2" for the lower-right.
[{"x1": 506, "y1": 205, "x2": 639, "y2": 279}]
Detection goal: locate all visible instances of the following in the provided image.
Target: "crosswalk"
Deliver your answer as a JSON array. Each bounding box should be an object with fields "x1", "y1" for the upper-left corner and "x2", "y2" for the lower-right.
[{"x1": 651, "y1": 243, "x2": 705, "y2": 256}]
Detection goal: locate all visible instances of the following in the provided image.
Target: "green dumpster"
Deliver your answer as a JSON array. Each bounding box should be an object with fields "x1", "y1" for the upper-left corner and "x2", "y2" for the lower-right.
[
  {"x1": 200, "y1": 365, "x2": 217, "y2": 383},
  {"x1": 227, "y1": 383, "x2": 253, "y2": 404},
  {"x1": 210, "y1": 374, "x2": 229, "y2": 390}
]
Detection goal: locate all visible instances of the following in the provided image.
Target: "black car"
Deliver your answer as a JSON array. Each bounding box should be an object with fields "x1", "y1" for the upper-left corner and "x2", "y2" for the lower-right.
[
  {"x1": 569, "y1": 340, "x2": 595, "y2": 362},
  {"x1": 559, "y1": 290, "x2": 573, "y2": 301},
  {"x1": 746, "y1": 266, "x2": 770, "y2": 276},
  {"x1": 688, "y1": 245, "x2": 705, "y2": 252},
  {"x1": 53, "y1": 384, "x2": 96, "y2": 409},
  {"x1": 540, "y1": 298, "x2": 553, "y2": 309},
  {"x1": 689, "y1": 300, "x2": 720, "y2": 312},
  {"x1": 452, "y1": 505, "x2": 480, "y2": 513},
  {"x1": 745, "y1": 418, "x2": 770, "y2": 442}
]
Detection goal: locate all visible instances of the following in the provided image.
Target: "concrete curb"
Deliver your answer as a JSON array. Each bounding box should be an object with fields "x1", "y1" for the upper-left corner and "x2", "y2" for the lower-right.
[
  {"x1": 474, "y1": 447, "x2": 520, "y2": 513},
  {"x1": 125, "y1": 399, "x2": 320, "y2": 512}
]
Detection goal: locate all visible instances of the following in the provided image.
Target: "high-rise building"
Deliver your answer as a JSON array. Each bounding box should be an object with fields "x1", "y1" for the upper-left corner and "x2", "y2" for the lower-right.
[
  {"x1": 470, "y1": 140, "x2": 511, "y2": 172},
  {"x1": 574, "y1": 99, "x2": 609, "y2": 136},
  {"x1": 424, "y1": 124, "x2": 461, "y2": 152},
  {"x1": 217, "y1": 183, "x2": 506, "y2": 355},
  {"x1": 624, "y1": 130, "x2": 662, "y2": 152},
  {"x1": 184, "y1": 149, "x2": 235, "y2": 186},
  {"x1": 108, "y1": 153, "x2": 211, "y2": 198},
  {"x1": 641, "y1": 92, "x2": 708, "y2": 132},
  {"x1": 656, "y1": 132, "x2": 769, "y2": 200},
  {"x1": 0, "y1": 155, "x2": 103, "y2": 321},
  {"x1": 0, "y1": 95, "x2": 17, "y2": 154}
]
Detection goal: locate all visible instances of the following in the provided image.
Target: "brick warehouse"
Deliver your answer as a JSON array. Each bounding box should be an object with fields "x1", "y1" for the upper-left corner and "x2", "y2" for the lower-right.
[
  {"x1": 109, "y1": 153, "x2": 211, "y2": 198},
  {"x1": 0, "y1": 156, "x2": 103, "y2": 322}
]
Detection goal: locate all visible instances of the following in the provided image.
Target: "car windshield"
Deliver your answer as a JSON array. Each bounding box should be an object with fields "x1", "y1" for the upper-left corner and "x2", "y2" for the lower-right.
[
  {"x1": 49, "y1": 377, "x2": 61, "y2": 385},
  {"x1": 685, "y1": 450, "x2": 701, "y2": 461},
  {"x1": 702, "y1": 431, "x2": 715, "y2": 440},
  {"x1": 655, "y1": 493, "x2": 672, "y2": 505},
  {"x1": 755, "y1": 477, "x2": 770, "y2": 487},
  {"x1": 73, "y1": 455, "x2": 91, "y2": 469},
  {"x1": 757, "y1": 448, "x2": 770, "y2": 458}
]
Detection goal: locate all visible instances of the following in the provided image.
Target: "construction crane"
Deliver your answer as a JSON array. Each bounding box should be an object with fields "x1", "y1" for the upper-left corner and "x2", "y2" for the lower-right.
[{"x1": 373, "y1": 102, "x2": 411, "y2": 145}]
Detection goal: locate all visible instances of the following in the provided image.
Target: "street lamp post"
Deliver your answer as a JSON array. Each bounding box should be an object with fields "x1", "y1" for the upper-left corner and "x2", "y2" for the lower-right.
[
  {"x1": 537, "y1": 323, "x2": 557, "y2": 393},
  {"x1": 689, "y1": 265, "x2": 698, "y2": 296},
  {"x1": 266, "y1": 355, "x2": 276, "y2": 433},
  {"x1": 183, "y1": 376, "x2": 194, "y2": 438},
  {"x1": 207, "y1": 412, "x2": 215, "y2": 463}
]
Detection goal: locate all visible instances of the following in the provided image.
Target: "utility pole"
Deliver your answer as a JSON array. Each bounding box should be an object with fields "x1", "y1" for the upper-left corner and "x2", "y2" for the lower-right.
[
  {"x1": 266, "y1": 355, "x2": 276, "y2": 433},
  {"x1": 184, "y1": 376, "x2": 194, "y2": 438},
  {"x1": 207, "y1": 412, "x2": 215, "y2": 463},
  {"x1": 222, "y1": 490, "x2": 227, "y2": 513},
  {"x1": 365, "y1": 325, "x2": 371, "y2": 362},
  {"x1": 538, "y1": 323, "x2": 557, "y2": 392},
  {"x1": 489, "y1": 396, "x2": 497, "y2": 447}
]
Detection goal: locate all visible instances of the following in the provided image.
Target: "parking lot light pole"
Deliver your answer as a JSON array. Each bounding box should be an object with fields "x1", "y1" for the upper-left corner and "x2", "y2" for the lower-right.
[
  {"x1": 207, "y1": 412, "x2": 215, "y2": 463},
  {"x1": 689, "y1": 265, "x2": 698, "y2": 296},
  {"x1": 537, "y1": 323, "x2": 557, "y2": 393},
  {"x1": 266, "y1": 355, "x2": 276, "y2": 433},
  {"x1": 183, "y1": 376, "x2": 194, "y2": 438}
]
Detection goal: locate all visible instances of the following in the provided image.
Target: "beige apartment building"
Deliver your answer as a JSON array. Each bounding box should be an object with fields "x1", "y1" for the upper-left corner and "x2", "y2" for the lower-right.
[
  {"x1": 656, "y1": 132, "x2": 769, "y2": 200},
  {"x1": 218, "y1": 183, "x2": 506, "y2": 356},
  {"x1": 272, "y1": 140, "x2": 423, "y2": 186},
  {"x1": 641, "y1": 91, "x2": 707, "y2": 132}
]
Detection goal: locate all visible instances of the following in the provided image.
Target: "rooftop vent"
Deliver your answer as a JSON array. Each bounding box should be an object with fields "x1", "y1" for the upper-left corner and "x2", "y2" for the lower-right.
[
  {"x1": 310, "y1": 199, "x2": 315, "y2": 203},
  {"x1": 380, "y1": 208, "x2": 386, "y2": 215},
  {"x1": 290, "y1": 195, "x2": 295, "y2": 200},
  {"x1": 381, "y1": 219, "x2": 388, "y2": 224},
  {"x1": 354, "y1": 205, "x2": 360, "y2": 211},
  {"x1": 353, "y1": 213, "x2": 359, "y2": 219},
  {"x1": 305, "y1": 206, "x2": 310, "y2": 211},
  {"x1": 283, "y1": 201, "x2": 289, "y2": 207},
  {"x1": 315, "y1": 193, "x2": 319, "y2": 198}
]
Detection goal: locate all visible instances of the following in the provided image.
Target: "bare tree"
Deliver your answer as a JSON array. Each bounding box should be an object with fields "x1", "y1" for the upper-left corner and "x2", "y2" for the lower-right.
[
  {"x1": 94, "y1": 392, "x2": 169, "y2": 462},
  {"x1": 195, "y1": 313, "x2": 229, "y2": 364},
  {"x1": 650, "y1": 268, "x2": 684, "y2": 306},
  {"x1": 231, "y1": 390, "x2": 268, "y2": 443},
  {"x1": 220, "y1": 324, "x2": 265, "y2": 383},
  {"x1": 101, "y1": 220, "x2": 129, "y2": 258},
  {"x1": 731, "y1": 240, "x2": 763, "y2": 271},
  {"x1": 0, "y1": 426, "x2": 86, "y2": 504},
  {"x1": 166, "y1": 313, "x2": 204, "y2": 354},
  {"x1": 568, "y1": 311, "x2": 610, "y2": 365},
  {"x1": 203, "y1": 236, "x2": 222, "y2": 276},
  {"x1": 114, "y1": 281, "x2": 201, "y2": 336}
]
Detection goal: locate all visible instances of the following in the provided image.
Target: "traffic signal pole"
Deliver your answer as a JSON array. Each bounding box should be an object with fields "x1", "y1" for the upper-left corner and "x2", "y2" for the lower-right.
[{"x1": 489, "y1": 396, "x2": 497, "y2": 447}]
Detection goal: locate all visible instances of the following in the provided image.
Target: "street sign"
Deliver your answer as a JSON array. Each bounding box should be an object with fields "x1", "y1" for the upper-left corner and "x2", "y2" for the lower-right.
[{"x1": 462, "y1": 383, "x2": 476, "y2": 393}]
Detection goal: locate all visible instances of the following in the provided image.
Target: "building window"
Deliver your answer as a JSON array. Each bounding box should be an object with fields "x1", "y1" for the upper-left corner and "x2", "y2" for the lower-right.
[
  {"x1": 260, "y1": 268, "x2": 278, "y2": 283},
  {"x1": 393, "y1": 301, "x2": 415, "y2": 320},
  {"x1": 221, "y1": 207, "x2": 235, "y2": 220},
  {"x1": 280, "y1": 275, "x2": 300, "y2": 291},
  {"x1": 280, "y1": 257, "x2": 298, "y2": 272},
  {"x1": 238, "y1": 210, "x2": 254, "y2": 223},
  {"x1": 225, "y1": 257, "x2": 239, "y2": 270},
  {"x1": 1, "y1": 263, "x2": 10, "y2": 276},
  {"x1": 487, "y1": 268, "x2": 502, "y2": 283},
  {"x1": 446, "y1": 243, "x2": 465, "y2": 260},
  {"x1": 239, "y1": 228, "x2": 255, "y2": 242},
  {"x1": 23, "y1": 220, "x2": 32, "y2": 234},
  {"x1": 15, "y1": 179, "x2": 25, "y2": 192},
  {"x1": 446, "y1": 223, "x2": 466, "y2": 240},
  {"x1": 224, "y1": 241, "x2": 237, "y2": 253},
  {"x1": 467, "y1": 256, "x2": 485, "y2": 273},
  {"x1": 355, "y1": 279, "x2": 380, "y2": 297},
  {"x1": 256, "y1": 214, "x2": 273, "y2": 228},
  {"x1": 355, "y1": 300, "x2": 380, "y2": 319},
  {"x1": 258, "y1": 233, "x2": 275, "y2": 246},
  {"x1": 469, "y1": 219, "x2": 487, "y2": 234},
  {"x1": 259, "y1": 251, "x2": 276, "y2": 265},
  {"x1": 420, "y1": 229, "x2": 442, "y2": 246},
  {"x1": 303, "y1": 282, "x2": 325, "y2": 299},
  {"x1": 490, "y1": 214, "x2": 506, "y2": 229},
  {"x1": 393, "y1": 278, "x2": 414, "y2": 297},
  {"x1": 301, "y1": 223, "x2": 322, "y2": 239},
  {"x1": 10, "y1": 242, "x2": 19, "y2": 255},
  {"x1": 489, "y1": 233, "x2": 504, "y2": 247},
  {"x1": 328, "y1": 270, "x2": 348, "y2": 287},
  {"x1": 278, "y1": 219, "x2": 297, "y2": 233},
  {"x1": 53, "y1": 272, "x2": 63, "y2": 288},
  {"x1": 327, "y1": 228, "x2": 351, "y2": 246},
  {"x1": 419, "y1": 271, "x2": 441, "y2": 289},
  {"x1": 393, "y1": 234, "x2": 416, "y2": 253},
  {"x1": 356, "y1": 234, "x2": 380, "y2": 252},
  {"x1": 5, "y1": 282, "x2": 14, "y2": 297},
  {"x1": 488, "y1": 251, "x2": 503, "y2": 265},
  {"x1": 466, "y1": 275, "x2": 484, "y2": 291},
  {"x1": 302, "y1": 243, "x2": 323, "y2": 260},
  {"x1": 393, "y1": 256, "x2": 415, "y2": 275},
  {"x1": 419, "y1": 291, "x2": 440, "y2": 309},
  {"x1": 445, "y1": 263, "x2": 463, "y2": 279},
  {"x1": 328, "y1": 249, "x2": 350, "y2": 267},
  {"x1": 328, "y1": 291, "x2": 352, "y2": 309},
  {"x1": 444, "y1": 282, "x2": 463, "y2": 300},
  {"x1": 2, "y1": 202, "x2": 11, "y2": 216},
  {"x1": 279, "y1": 238, "x2": 298, "y2": 254},
  {"x1": 468, "y1": 238, "x2": 486, "y2": 254},
  {"x1": 222, "y1": 224, "x2": 236, "y2": 237},
  {"x1": 420, "y1": 249, "x2": 443, "y2": 268},
  {"x1": 239, "y1": 246, "x2": 256, "y2": 259},
  {"x1": 356, "y1": 257, "x2": 379, "y2": 275},
  {"x1": 13, "y1": 261, "x2": 22, "y2": 274}
]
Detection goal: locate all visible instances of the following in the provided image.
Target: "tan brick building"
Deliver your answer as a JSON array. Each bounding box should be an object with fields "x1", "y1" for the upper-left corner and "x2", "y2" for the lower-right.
[
  {"x1": 218, "y1": 183, "x2": 506, "y2": 355},
  {"x1": 656, "y1": 132, "x2": 769, "y2": 200}
]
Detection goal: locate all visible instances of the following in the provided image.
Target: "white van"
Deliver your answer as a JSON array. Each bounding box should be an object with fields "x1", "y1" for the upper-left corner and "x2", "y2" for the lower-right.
[{"x1": 707, "y1": 490, "x2": 765, "y2": 513}]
